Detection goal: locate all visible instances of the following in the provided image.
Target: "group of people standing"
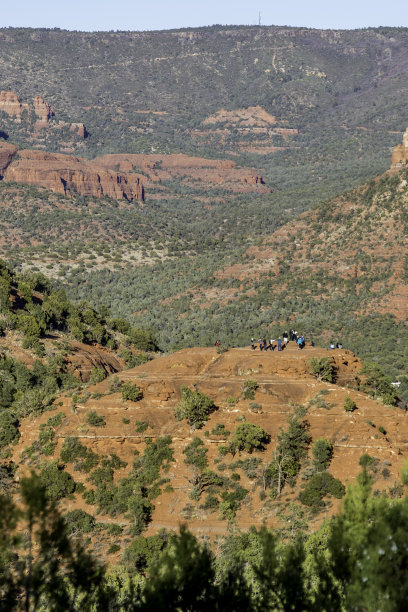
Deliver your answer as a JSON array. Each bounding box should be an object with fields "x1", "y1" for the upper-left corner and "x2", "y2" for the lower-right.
[{"x1": 251, "y1": 330, "x2": 308, "y2": 352}]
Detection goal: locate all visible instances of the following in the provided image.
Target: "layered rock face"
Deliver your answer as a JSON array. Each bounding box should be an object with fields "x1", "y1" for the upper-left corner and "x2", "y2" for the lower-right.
[
  {"x1": 2, "y1": 149, "x2": 144, "y2": 202},
  {"x1": 0, "y1": 91, "x2": 55, "y2": 126},
  {"x1": 0, "y1": 91, "x2": 29, "y2": 121},
  {"x1": 0, "y1": 91, "x2": 87, "y2": 138},
  {"x1": 33, "y1": 95, "x2": 55, "y2": 129},
  {"x1": 96, "y1": 153, "x2": 270, "y2": 194},
  {"x1": 0, "y1": 142, "x2": 18, "y2": 174},
  {"x1": 391, "y1": 128, "x2": 408, "y2": 167}
]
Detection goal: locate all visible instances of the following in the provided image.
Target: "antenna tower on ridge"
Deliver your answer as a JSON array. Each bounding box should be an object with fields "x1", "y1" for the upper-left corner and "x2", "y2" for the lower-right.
[{"x1": 259, "y1": 11, "x2": 261, "y2": 26}]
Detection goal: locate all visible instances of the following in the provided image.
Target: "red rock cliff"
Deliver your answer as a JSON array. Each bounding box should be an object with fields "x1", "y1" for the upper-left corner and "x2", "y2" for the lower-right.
[
  {"x1": 33, "y1": 96, "x2": 55, "y2": 129},
  {"x1": 0, "y1": 91, "x2": 29, "y2": 121},
  {"x1": 0, "y1": 142, "x2": 18, "y2": 175},
  {"x1": 392, "y1": 128, "x2": 408, "y2": 167},
  {"x1": 2, "y1": 149, "x2": 144, "y2": 202}
]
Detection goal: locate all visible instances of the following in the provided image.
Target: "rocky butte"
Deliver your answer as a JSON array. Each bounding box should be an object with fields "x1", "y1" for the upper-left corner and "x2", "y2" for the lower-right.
[
  {"x1": 0, "y1": 90, "x2": 87, "y2": 138},
  {"x1": 32, "y1": 95, "x2": 55, "y2": 130},
  {"x1": 0, "y1": 90, "x2": 29, "y2": 121},
  {"x1": 391, "y1": 127, "x2": 408, "y2": 167},
  {"x1": 11, "y1": 343, "x2": 407, "y2": 543},
  {"x1": 0, "y1": 142, "x2": 144, "y2": 202}
]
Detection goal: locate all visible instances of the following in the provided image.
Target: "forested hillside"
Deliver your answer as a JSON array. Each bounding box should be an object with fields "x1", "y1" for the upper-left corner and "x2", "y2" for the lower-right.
[
  {"x1": 1, "y1": 25, "x2": 408, "y2": 207},
  {"x1": 0, "y1": 23, "x2": 407, "y2": 611},
  {"x1": 0, "y1": 26, "x2": 406, "y2": 399},
  {"x1": 65, "y1": 167, "x2": 408, "y2": 401}
]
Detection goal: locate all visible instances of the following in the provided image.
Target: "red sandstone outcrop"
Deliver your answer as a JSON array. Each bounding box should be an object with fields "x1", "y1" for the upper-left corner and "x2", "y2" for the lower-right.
[
  {"x1": 391, "y1": 127, "x2": 408, "y2": 167},
  {"x1": 2, "y1": 149, "x2": 144, "y2": 202},
  {"x1": 0, "y1": 142, "x2": 18, "y2": 175},
  {"x1": 69, "y1": 123, "x2": 87, "y2": 138},
  {"x1": 33, "y1": 95, "x2": 55, "y2": 129},
  {"x1": 203, "y1": 106, "x2": 277, "y2": 127},
  {"x1": 0, "y1": 91, "x2": 88, "y2": 138},
  {"x1": 96, "y1": 153, "x2": 270, "y2": 194},
  {"x1": 0, "y1": 145, "x2": 266, "y2": 202},
  {"x1": 0, "y1": 91, "x2": 29, "y2": 121}
]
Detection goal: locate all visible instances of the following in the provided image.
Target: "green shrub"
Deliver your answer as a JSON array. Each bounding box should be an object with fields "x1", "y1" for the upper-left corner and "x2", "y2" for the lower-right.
[
  {"x1": 135, "y1": 421, "x2": 149, "y2": 433},
  {"x1": 299, "y1": 472, "x2": 345, "y2": 507},
  {"x1": 60, "y1": 436, "x2": 99, "y2": 472},
  {"x1": 0, "y1": 412, "x2": 20, "y2": 450},
  {"x1": 175, "y1": 386, "x2": 216, "y2": 430},
  {"x1": 219, "y1": 485, "x2": 248, "y2": 520},
  {"x1": 266, "y1": 404, "x2": 311, "y2": 497},
  {"x1": 211, "y1": 423, "x2": 230, "y2": 437},
  {"x1": 359, "y1": 363, "x2": 398, "y2": 406},
  {"x1": 344, "y1": 395, "x2": 357, "y2": 412},
  {"x1": 60, "y1": 436, "x2": 88, "y2": 462},
  {"x1": 121, "y1": 350, "x2": 151, "y2": 368},
  {"x1": 359, "y1": 453, "x2": 376, "y2": 468},
  {"x1": 310, "y1": 357, "x2": 334, "y2": 382},
  {"x1": 230, "y1": 457, "x2": 261, "y2": 479},
  {"x1": 86, "y1": 411, "x2": 106, "y2": 427},
  {"x1": 378, "y1": 426, "x2": 387, "y2": 435},
  {"x1": 46, "y1": 412, "x2": 65, "y2": 428},
  {"x1": 229, "y1": 422, "x2": 270, "y2": 454},
  {"x1": 183, "y1": 437, "x2": 208, "y2": 472},
  {"x1": 102, "y1": 453, "x2": 127, "y2": 470},
  {"x1": 249, "y1": 402, "x2": 262, "y2": 413},
  {"x1": 242, "y1": 379, "x2": 258, "y2": 400},
  {"x1": 39, "y1": 462, "x2": 75, "y2": 501},
  {"x1": 200, "y1": 494, "x2": 219, "y2": 510},
  {"x1": 121, "y1": 382, "x2": 143, "y2": 402},
  {"x1": 127, "y1": 496, "x2": 154, "y2": 536},
  {"x1": 312, "y1": 439, "x2": 333, "y2": 471},
  {"x1": 64, "y1": 509, "x2": 95, "y2": 534},
  {"x1": 88, "y1": 466, "x2": 114, "y2": 487},
  {"x1": 123, "y1": 534, "x2": 167, "y2": 573},
  {"x1": 38, "y1": 424, "x2": 57, "y2": 456},
  {"x1": 90, "y1": 367, "x2": 107, "y2": 384},
  {"x1": 126, "y1": 327, "x2": 158, "y2": 352},
  {"x1": 107, "y1": 543, "x2": 121, "y2": 554}
]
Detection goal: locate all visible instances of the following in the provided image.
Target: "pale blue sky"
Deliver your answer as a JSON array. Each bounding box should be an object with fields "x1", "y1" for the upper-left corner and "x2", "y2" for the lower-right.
[{"x1": 2, "y1": 0, "x2": 408, "y2": 32}]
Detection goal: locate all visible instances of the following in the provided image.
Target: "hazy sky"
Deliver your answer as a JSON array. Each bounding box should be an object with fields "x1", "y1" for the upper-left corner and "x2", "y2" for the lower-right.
[{"x1": 2, "y1": 0, "x2": 408, "y2": 32}]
